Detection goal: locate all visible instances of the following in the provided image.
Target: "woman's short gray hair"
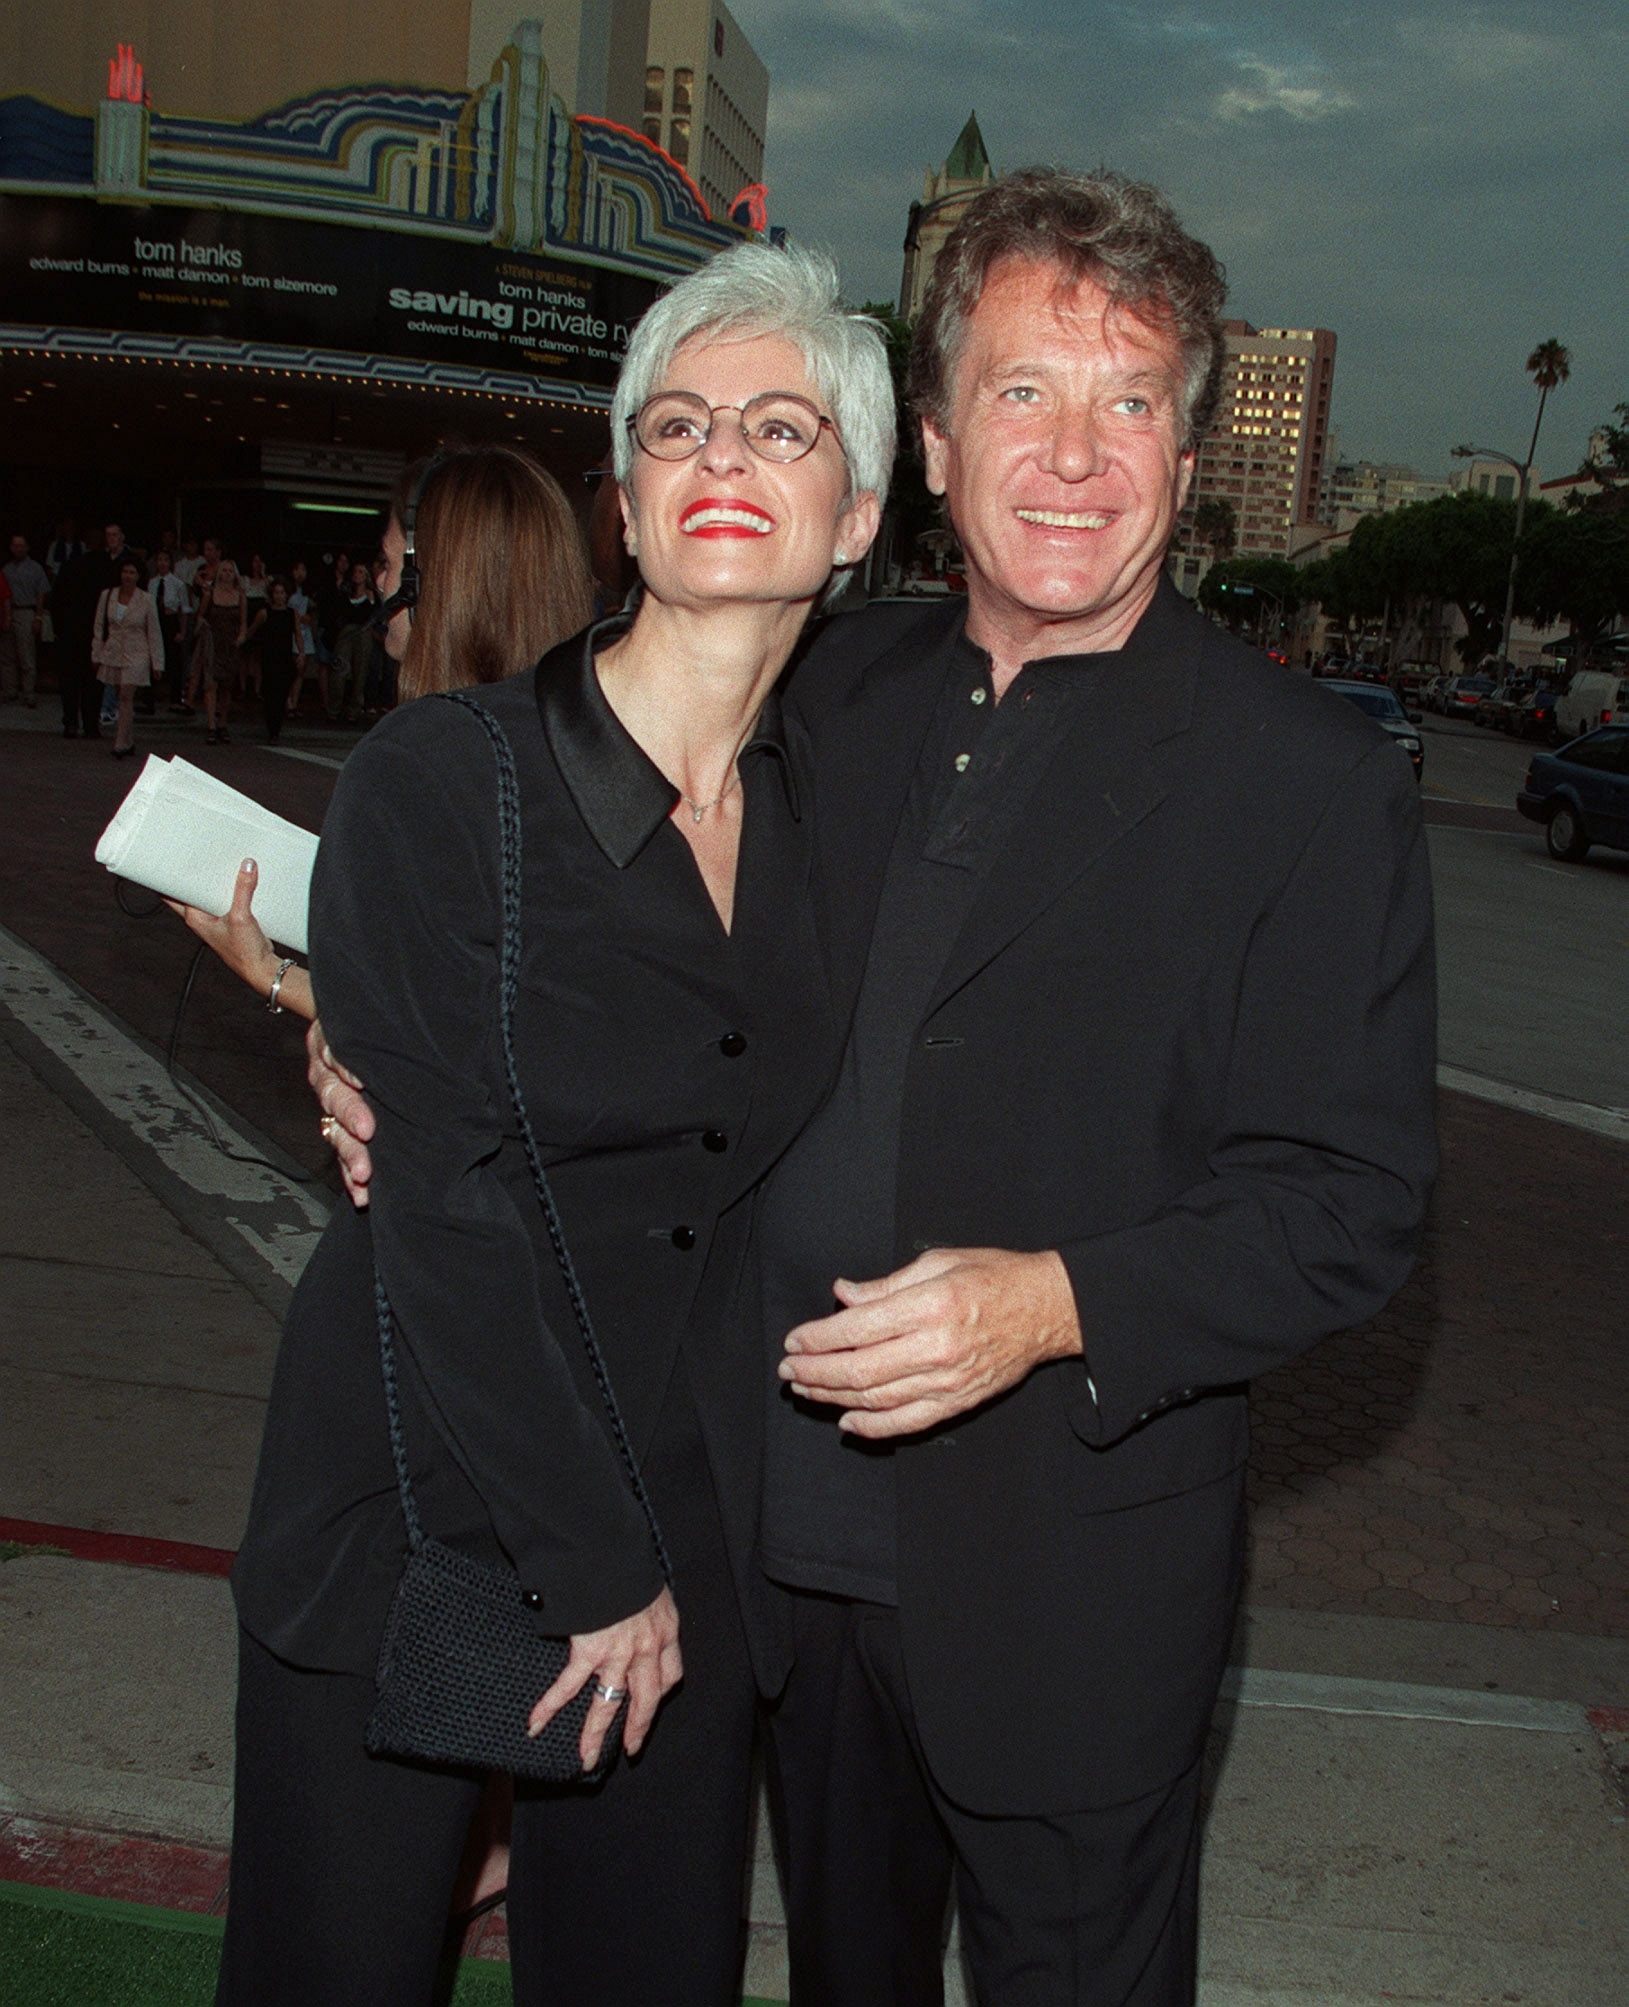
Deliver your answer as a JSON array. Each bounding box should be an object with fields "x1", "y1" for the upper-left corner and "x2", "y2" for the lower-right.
[{"x1": 611, "y1": 242, "x2": 895, "y2": 508}]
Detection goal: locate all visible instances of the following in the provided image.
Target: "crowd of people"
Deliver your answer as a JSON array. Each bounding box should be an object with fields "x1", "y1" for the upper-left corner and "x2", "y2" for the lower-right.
[{"x1": 0, "y1": 520, "x2": 396, "y2": 753}]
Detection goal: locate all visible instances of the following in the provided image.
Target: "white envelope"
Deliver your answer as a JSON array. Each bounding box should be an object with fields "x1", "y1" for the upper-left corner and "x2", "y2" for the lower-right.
[{"x1": 95, "y1": 756, "x2": 320, "y2": 953}]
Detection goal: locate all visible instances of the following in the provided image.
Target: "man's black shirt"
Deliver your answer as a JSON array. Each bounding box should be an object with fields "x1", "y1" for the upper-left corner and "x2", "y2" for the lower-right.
[{"x1": 759, "y1": 605, "x2": 1098, "y2": 1601}]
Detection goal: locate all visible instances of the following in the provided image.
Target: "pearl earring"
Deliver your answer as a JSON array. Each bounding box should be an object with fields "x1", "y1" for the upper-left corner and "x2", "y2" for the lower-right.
[{"x1": 833, "y1": 551, "x2": 848, "y2": 565}]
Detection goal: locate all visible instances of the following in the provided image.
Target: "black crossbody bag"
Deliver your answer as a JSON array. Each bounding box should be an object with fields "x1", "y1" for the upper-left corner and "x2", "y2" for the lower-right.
[{"x1": 364, "y1": 693, "x2": 673, "y2": 1782}]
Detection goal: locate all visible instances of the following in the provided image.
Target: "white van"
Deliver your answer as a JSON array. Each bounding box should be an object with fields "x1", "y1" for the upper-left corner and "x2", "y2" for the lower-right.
[{"x1": 1556, "y1": 670, "x2": 1629, "y2": 740}]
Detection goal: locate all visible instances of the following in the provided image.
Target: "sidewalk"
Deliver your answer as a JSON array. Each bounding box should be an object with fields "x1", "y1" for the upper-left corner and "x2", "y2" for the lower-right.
[{"x1": 3, "y1": 719, "x2": 1628, "y2": 1999}]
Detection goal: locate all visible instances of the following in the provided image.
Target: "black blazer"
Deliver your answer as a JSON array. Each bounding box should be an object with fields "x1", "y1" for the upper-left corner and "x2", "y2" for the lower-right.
[
  {"x1": 787, "y1": 582, "x2": 1438, "y2": 1814},
  {"x1": 233, "y1": 627, "x2": 837, "y2": 1677}
]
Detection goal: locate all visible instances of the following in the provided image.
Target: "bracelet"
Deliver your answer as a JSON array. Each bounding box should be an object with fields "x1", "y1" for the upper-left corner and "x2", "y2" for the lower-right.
[{"x1": 266, "y1": 957, "x2": 298, "y2": 1014}]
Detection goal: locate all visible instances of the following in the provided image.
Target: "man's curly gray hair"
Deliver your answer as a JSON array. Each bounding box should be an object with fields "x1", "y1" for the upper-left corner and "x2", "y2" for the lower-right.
[{"x1": 907, "y1": 168, "x2": 1228, "y2": 452}]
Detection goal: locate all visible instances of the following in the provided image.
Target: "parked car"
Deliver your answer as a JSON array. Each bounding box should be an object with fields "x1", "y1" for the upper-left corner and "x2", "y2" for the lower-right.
[
  {"x1": 1555, "y1": 670, "x2": 1629, "y2": 741},
  {"x1": 1499, "y1": 689, "x2": 1559, "y2": 741},
  {"x1": 1422, "y1": 672, "x2": 1452, "y2": 713},
  {"x1": 1516, "y1": 725, "x2": 1629, "y2": 860},
  {"x1": 1476, "y1": 681, "x2": 1532, "y2": 731},
  {"x1": 1322, "y1": 679, "x2": 1424, "y2": 780},
  {"x1": 1442, "y1": 673, "x2": 1496, "y2": 718}
]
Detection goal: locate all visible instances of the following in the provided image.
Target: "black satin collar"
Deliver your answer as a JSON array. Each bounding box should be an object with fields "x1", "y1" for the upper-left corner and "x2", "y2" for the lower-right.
[{"x1": 534, "y1": 616, "x2": 798, "y2": 870}]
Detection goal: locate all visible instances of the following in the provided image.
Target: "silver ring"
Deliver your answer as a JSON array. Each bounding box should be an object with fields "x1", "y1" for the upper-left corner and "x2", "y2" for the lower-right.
[
  {"x1": 319, "y1": 1115, "x2": 339, "y2": 1143},
  {"x1": 594, "y1": 1682, "x2": 627, "y2": 1704}
]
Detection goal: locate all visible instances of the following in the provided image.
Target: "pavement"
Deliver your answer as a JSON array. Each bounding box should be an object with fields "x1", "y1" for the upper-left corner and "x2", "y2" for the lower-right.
[{"x1": 3, "y1": 697, "x2": 1628, "y2": 2003}]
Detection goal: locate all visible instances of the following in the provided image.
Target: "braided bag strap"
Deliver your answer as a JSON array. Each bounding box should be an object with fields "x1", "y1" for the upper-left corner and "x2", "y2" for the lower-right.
[{"x1": 436, "y1": 689, "x2": 674, "y2": 1585}]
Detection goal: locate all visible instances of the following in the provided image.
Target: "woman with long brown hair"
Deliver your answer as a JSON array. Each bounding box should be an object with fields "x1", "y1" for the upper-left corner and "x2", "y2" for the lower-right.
[{"x1": 171, "y1": 444, "x2": 590, "y2": 1019}]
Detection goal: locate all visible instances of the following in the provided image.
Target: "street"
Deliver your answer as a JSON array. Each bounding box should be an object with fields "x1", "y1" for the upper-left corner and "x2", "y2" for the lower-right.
[
  {"x1": 1, "y1": 697, "x2": 1625, "y2": 2003},
  {"x1": 1415, "y1": 713, "x2": 1629, "y2": 1113}
]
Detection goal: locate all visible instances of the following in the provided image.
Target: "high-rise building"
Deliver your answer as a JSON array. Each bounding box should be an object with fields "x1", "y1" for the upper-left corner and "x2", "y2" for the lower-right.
[
  {"x1": 1178, "y1": 321, "x2": 1337, "y2": 561},
  {"x1": 898, "y1": 113, "x2": 995, "y2": 319},
  {"x1": 642, "y1": 1, "x2": 767, "y2": 222}
]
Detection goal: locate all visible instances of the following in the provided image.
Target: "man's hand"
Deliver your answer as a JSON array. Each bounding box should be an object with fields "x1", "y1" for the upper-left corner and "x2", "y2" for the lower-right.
[
  {"x1": 780, "y1": 1247, "x2": 1083, "y2": 1439},
  {"x1": 528, "y1": 1585, "x2": 682, "y2": 1770},
  {"x1": 306, "y1": 1018, "x2": 374, "y2": 1207}
]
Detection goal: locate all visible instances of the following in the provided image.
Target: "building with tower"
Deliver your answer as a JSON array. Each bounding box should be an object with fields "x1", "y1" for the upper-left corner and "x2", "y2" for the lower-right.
[{"x1": 898, "y1": 112, "x2": 995, "y2": 319}]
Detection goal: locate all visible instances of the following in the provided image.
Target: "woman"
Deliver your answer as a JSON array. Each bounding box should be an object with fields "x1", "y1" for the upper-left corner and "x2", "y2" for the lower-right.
[
  {"x1": 327, "y1": 560, "x2": 376, "y2": 723},
  {"x1": 285, "y1": 559, "x2": 315, "y2": 718},
  {"x1": 245, "y1": 578, "x2": 301, "y2": 742},
  {"x1": 91, "y1": 557, "x2": 163, "y2": 757},
  {"x1": 194, "y1": 556, "x2": 246, "y2": 744},
  {"x1": 241, "y1": 552, "x2": 271, "y2": 697},
  {"x1": 170, "y1": 454, "x2": 589, "y2": 1034},
  {"x1": 215, "y1": 248, "x2": 890, "y2": 2007}
]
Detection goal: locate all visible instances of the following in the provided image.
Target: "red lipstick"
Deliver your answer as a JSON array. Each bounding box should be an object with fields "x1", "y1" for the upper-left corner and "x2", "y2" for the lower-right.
[{"x1": 679, "y1": 497, "x2": 777, "y2": 538}]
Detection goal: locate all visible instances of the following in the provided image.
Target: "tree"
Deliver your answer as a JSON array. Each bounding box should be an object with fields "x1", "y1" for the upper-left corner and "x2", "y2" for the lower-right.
[
  {"x1": 1561, "y1": 402, "x2": 1629, "y2": 518},
  {"x1": 858, "y1": 300, "x2": 941, "y2": 575},
  {"x1": 1486, "y1": 340, "x2": 1574, "y2": 665},
  {"x1": 1524, "y1": 339, "x2": 1571, "y2": 475},
  {"x1": 1303, "y1": 493, "x2": 1562, "y2": 666},
  {"x1": 1198, "y1": 555, "x2": 1304, "y2": 637},
  {"x1": 1519, "y1": 508, "x2": 1629, "y2": 665},
  {"x1": 1191, "y1": 497, "x2": 1236, "y2": 561}
]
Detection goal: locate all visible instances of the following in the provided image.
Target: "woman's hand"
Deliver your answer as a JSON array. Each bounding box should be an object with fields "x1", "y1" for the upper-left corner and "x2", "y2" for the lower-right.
[
  {"x1": 164, "y1": 860, "x2": 313, "y2": 1014},
  {"x1": 306, "y1": 1018, "x2": 374, "y2": 1206},
  {"x1": 528, "y1": 1586, "x2": 681, "y2": 1771}
]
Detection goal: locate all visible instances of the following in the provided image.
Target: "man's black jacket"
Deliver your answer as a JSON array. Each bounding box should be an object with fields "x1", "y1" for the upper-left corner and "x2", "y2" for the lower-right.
[{"x1": 781, "y1": 582, "x2": 1437, "y2": 1814}]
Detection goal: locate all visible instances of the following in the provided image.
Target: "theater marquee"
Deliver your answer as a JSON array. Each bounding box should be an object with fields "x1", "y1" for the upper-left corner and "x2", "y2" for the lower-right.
[{"x1": 1, "y1": 193, "x2": 661, "y2": 391}]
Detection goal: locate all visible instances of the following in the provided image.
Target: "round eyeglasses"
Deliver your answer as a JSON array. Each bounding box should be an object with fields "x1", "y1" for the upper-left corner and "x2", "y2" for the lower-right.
[{"x1": 629, "y1": 390, "x2": 840, "y2": 465}]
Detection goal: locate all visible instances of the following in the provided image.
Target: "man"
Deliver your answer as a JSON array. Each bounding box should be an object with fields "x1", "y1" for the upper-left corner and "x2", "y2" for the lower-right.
[
  {"x1": 173, "y1": 536, "x2": 204, "y2": 593},
  {"x1": 1, "y1": 533, "x2": 51, "y2": 707},
  {"x1": 314, "y1": 168, "x2": 1434, "y2": 2005},
  {"x1": 750, "y1": 168, "x2": 1434, "y2": 2006},
  {"x1": 44, "y1": 519, "x2": 84, "y2": 582},
  {"x1": 50, "y1": 534, "x2": 116, "y2": 739}
]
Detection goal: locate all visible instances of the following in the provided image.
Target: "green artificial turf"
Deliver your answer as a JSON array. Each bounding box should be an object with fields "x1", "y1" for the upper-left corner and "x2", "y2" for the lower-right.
[{"x1": 0, "y1": 1880, "x2": 785, "y2": 2005}]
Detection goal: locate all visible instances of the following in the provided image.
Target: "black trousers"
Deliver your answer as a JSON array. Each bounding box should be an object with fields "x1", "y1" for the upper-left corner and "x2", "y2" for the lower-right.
[
  {"x1": 57, "y1": 638, "x2": 101, "y2": 736},
  {"x1": 261, "y1": 662, "x2": 295, "y2": 741},
  {"x1": 764, "y1": 1590, "x2": 1202, "y2": 2007},
  {"x1": 217, "y1": 1372, "x2": 759, "y2": 2006}
]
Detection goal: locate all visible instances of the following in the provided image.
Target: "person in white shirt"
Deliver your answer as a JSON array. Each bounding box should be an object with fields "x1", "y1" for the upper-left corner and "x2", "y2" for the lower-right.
[{"x1": 148, "y1": 549, "x2": 191, "y2": 707}]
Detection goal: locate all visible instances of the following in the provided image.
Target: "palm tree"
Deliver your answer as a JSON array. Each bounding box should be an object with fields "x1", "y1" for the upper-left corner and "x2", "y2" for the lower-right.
[
  {"x1": 1192, "y1": 497, "x2": 1236, "y2": 561},
  {"x1": 1494, "y1": 341, "x2": 1572, "y2": 669},
  {"x1": 1524, "y1": 340, "x2": 1571, "y2": 474}
]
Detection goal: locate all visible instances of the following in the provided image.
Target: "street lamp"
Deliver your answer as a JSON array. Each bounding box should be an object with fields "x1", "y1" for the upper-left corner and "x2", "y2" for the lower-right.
[{"x1": 1452, "y1": 442, "x2": 1528, "y2": 678}]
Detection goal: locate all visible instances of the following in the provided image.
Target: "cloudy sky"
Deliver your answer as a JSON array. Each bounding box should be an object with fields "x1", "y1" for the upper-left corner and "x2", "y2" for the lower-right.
[{"x1": 743, "y1": 0, "x2": 1626, "y2": 480}]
